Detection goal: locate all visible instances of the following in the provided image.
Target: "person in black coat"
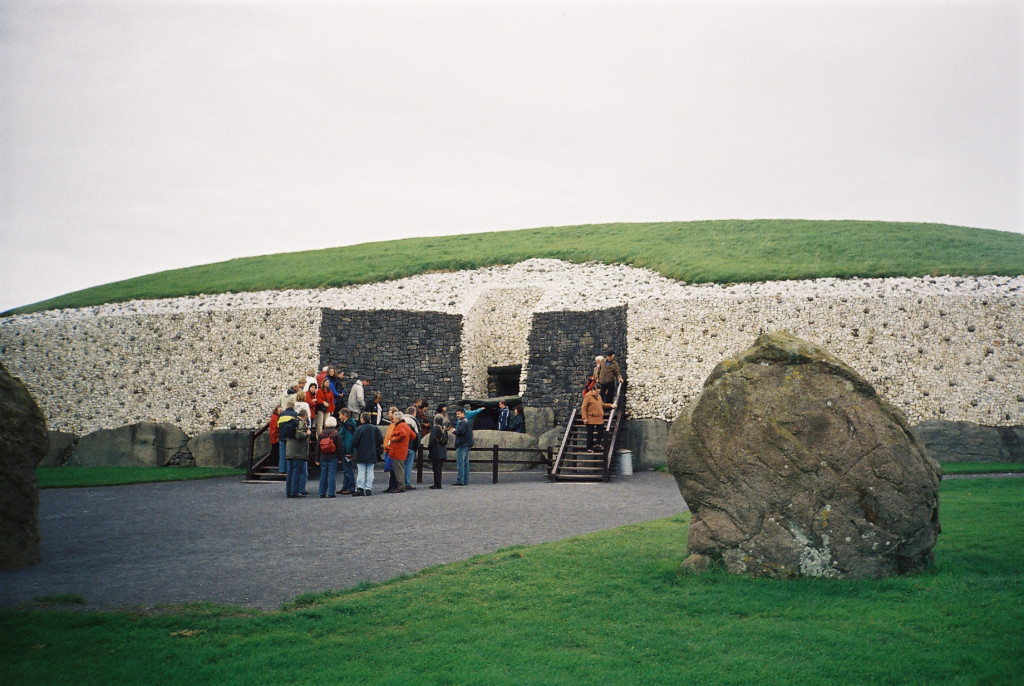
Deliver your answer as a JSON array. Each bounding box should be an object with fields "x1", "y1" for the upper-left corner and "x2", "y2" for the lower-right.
[
  {"x1": 428, "y1": 412, "x2": 450, "y2": 489},
  {"x1": 351, "y1": 412, "x2": 383, "y2": 496},
  {"x1": 508, "y1": 405, "x2": 526, "y2": 434}
]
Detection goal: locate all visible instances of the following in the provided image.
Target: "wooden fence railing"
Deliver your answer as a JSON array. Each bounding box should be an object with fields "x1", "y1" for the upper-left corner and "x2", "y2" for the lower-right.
[{"x1": 415, "y1": 444, "x2": 555, "y2": 484}]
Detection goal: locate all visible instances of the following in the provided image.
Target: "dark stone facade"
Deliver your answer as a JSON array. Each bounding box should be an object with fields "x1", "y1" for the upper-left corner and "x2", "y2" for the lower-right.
[
  {"x1": 319, "y1": 309, "x2": 463, "y2": 411},
  {"x1": 913, "y1": 420, "x2": 1024, "y2": 463},
  {"x1": 524, "y1": 305, "x2": 627, "y2": 425}
]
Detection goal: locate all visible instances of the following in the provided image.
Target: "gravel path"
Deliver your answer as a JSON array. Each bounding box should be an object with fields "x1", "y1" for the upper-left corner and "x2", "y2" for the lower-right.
[{"x1": 0, "y1": 470, "x2": 686, "y2": 611}]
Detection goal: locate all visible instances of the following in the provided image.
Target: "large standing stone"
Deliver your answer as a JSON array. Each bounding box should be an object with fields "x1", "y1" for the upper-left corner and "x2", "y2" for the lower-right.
[
  {"x1": 188, "y1": 430, "x2": 252, "y2": 468},
  {"x1": 913, "y1": 420, "x2": 1023, "y2": 463},
  {"x1": 523, "y1": 407, "x2": 555, "y2": 437},
  {"x1": 470, "y1": 430, "x2": 546, "y2": 471},
  {"x1": 68, "y1": 422, "x2": 188, "y2": 467},
  {"x1": 40, "y1": 431, "x2": 78, "y2": 467},
  {"x1": 667, "y1": 331, "x2": 942, "y2": 579},
  {"x1": 626, "y1": 418, "x2": 671, "y2": 468},
  {"x1": 0, "y1": 362, "x2": 47, "y2": 570}
]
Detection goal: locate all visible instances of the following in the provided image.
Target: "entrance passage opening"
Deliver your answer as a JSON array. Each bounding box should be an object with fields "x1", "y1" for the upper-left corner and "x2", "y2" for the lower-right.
[{"x1": 487, "y1": 365, "x2": 522, "y2": 397}]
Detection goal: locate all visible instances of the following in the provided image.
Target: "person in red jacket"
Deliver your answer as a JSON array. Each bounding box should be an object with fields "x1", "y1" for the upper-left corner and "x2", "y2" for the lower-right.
[
  {"x1": 314, "y1": 382, "x2": 335, "y2": 434},
  {"x1": 384, "y1": 410, "x2": 415, "y2": 494},
  {"x1": 269, "y1": 406, "x2": 283, "y2": 473},
  {"x1": 305, "y1": 382, "x2": 319, "y2": 431}
]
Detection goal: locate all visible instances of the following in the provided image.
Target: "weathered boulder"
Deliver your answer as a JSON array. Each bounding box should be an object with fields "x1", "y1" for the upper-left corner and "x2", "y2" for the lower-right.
[
  {"x1": 626, "y1": 418, "x2": 671, "y2": 468},
  {"x1": 68, "y1": 422, "x2": 188, "y2": 467},
  {"x1": 538, "y1": 426, "x2": 565, "y2": 452},
  {"x1": 188, "y1": 430, "x2": 252, "y2": 468},
  {"x1": 40, "y1": 431, "x2": 78, "y2": 467},
  {"x1": 668, "y1": 331, "x2": 942, "y2": 579},
  {"x1": 0, "y1": 362, "x2": 47, "y2": 570},
  {"x1": 524, "y1": 407, "x2": 555, "y2": 437},
  {"x1": 467, "y1": 430, "x2": 545, "y2": 471}
]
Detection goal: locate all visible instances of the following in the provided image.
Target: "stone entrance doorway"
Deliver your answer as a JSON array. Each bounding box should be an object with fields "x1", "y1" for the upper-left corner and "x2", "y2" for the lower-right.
[{"x1": 488, "y1": 364, "x2": 522, "y2": 397}]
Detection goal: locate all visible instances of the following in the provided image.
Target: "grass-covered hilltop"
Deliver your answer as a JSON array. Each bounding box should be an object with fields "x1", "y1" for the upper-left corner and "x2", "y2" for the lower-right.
[{"x1": 8, "y1": 220, "x2": 1024, "y2": 315}]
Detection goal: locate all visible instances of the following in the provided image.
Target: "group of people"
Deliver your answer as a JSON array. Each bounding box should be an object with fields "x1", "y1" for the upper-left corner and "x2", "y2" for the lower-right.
[{"x1": 267, "y1": 366, "x2": 528, "y2": 499}]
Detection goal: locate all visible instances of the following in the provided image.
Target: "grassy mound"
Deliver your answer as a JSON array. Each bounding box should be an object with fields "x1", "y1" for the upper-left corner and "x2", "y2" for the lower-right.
[
  {"x1": 7, "y1": 220, "x2": 1024, "y2": 315},
  {"x1": 1, "y1": 478, "x2": 1021, "y2": 684}
]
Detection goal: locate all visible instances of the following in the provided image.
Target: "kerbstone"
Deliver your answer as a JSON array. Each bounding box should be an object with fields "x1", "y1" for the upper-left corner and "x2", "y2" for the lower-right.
[
  {"x1": 188, "y1": 430, "x2": 252, "y2": 468},
  {"x1": 69, "y1": 422, "x2": 188, "y2": 467}
]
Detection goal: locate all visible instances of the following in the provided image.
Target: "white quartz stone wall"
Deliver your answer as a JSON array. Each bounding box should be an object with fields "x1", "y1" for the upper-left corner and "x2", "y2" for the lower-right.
[
  {"x1": 2, "y1": 261, "x2": 1021, "y2": 435},
  {"x1": 0, "y1": 307, "x2": 321, "y2": 435},
  {"x1": 461, "y1": 288, "x2": 544, "y2": 398},
  {"x1": 628, "y1": 280, "x2": 1023, "y2": 425}
]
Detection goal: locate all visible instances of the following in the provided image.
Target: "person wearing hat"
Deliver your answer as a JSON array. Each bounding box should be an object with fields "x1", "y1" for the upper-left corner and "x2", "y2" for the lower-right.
[{"x1": 597, "y1": 351, "x2": 624, "y2": 403}]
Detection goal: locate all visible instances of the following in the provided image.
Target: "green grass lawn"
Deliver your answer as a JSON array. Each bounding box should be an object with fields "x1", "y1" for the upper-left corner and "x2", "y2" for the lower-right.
[
  {"x1": 7, "y1": 220, "x2": 1024, "y2": 314},
  {"x1": 940, "y1": 462, "x2": 1024, "y2": 475},
  {"x1": 2, "y1": 478, "x2": 1021, "y2": 685},
  {"x1": 36, "y1": 466, "x2": 245, "y2": 488}
]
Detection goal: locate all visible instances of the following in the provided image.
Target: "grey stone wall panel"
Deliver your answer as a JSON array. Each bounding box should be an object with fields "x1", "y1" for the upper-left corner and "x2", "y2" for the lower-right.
[{"x1": 319, "y1": 309, "x2": 463, "y2": 412}]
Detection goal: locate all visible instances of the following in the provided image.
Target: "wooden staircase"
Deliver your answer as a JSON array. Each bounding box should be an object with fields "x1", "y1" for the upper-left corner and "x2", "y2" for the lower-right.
[
  {"x1": 549, "y1": 381, "x2": 625, "y2": 483},
  {"x1": 245, "y1": 422, "x2": 285, "y2": 482}
]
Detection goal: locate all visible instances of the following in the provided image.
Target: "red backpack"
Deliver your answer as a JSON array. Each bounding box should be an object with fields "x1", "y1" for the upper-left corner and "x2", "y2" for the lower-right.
[{"x1": 319, "y1": 430, "x2": 338, "y2": 455}]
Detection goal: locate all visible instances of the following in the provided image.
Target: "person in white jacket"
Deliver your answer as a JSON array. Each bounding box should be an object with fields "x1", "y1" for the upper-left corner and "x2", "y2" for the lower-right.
[{"x1": 347, "y1": 378, "x2": 369, "y2": 414}]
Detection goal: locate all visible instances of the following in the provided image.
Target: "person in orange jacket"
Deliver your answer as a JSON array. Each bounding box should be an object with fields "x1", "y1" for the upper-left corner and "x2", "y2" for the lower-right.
[
  {"x1": 269, "y1": 406, "x2": 282, "y2": 473},
  {"x1": 582, "y1": 386, "x2": 613, "y2": 452},
  {"x1": 384, "y1": 410, "x2": 416, "y2": 494}
]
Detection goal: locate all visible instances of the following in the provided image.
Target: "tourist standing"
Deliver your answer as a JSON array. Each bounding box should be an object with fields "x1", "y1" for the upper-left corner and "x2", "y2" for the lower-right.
[
  {"x1": 497, "y1": 400, "x2": 510, "y2": 431},
  {"x1": 597, "y1": 351, "x2": 623, "y2": 403},
  {"x1": 384, "y1": 410, "x2": 415, "y2": 493},
  {"x1": 294, "y1": 386, "x2": 312, "y2": 429},
  {"x1": 453, "y1": 407, "x2": 474, "y2": 486},
  {"x1": 317, "y1": 416, "x2": 340, "y2": 498},
  {"x1": 314, "y1": 381, "x2": 335, "y2": 435},
  {"x1": 508, "y1": 405, "x2": 526, "y2": 434},
  {"x1": 352, "y1": 412, "x2": 382, "y2": 496},
  {"x1": 348, "y1": 377, "x2": 369, "y2": 414},
  {"x1": 371, "y1": 392, "x2": 386, "y2": 424},
  {"x1": 428, "y1": 410, "x2": 449, "y2": 489},
  {"x1": 415, "y1": 398, "x2": 430, "y2": 438},
  {"x1": 337, "y1": 408, "x2": 358, "y2": 495},
  {"x1": 325, "y1": 367, "x2": 342, "y2": 417},
  {"x1": 582, "y1": 386, "x2": 612, "y2": 452},
  {"x1": 277, "y1": 399, "x2": 299, "y2": 475},
  {"x1": 269, "y1": 406, "x2": 281, "y2": 473},
  {"x1": 285, "y1": 409, "x2": 311, "y2": 497},
  {"x1": 303, "y1": 369, "x2": 318, "y2": 393},
  {"x1": 402, "y1": 406, "x2": 420, "y2": 490}
]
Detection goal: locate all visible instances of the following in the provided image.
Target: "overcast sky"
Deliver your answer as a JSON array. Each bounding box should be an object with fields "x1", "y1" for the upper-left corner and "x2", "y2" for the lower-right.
[{"x1": 1, "y1": 0, "x2": 1021, "y2": 312}]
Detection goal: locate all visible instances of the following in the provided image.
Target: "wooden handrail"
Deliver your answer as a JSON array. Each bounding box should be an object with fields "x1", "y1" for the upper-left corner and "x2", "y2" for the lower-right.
[
  {"x1": 413, "y1": 443, "x2": 550, "y2": 484},
  {"x1": 603, "y1": 381, "x2": 626, "y2": 480},
  {"x1": 551, "y1": 405, "x2": 578, "y2": 479},
  {"x1": 605, "y1": 379, "x2": 624, "y2": 432},
  {"x1": 246, "y1": 421, "x2": 270, "y2": 479}
]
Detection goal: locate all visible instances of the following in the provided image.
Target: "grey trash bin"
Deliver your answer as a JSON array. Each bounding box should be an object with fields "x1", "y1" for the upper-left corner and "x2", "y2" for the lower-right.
[{"x1": 616, "y1": 449, "x2": 633, "y2": 476}]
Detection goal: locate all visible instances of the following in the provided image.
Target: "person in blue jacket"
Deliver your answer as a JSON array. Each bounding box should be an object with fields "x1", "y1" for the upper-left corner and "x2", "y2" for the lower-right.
[{"x1": 453, "y1": 407, "x2": 474, "y2": 486}]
